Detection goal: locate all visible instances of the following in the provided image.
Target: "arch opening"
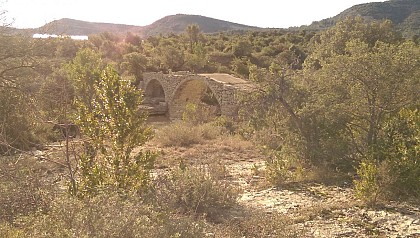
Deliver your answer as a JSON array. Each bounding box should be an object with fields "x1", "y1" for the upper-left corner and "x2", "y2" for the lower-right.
[
  {"x1": 142, "y1": 79, "x2": 168, "y2": 116},
  {"x1": 171, "y1": 79, "x2": 221, "y2": 120}
]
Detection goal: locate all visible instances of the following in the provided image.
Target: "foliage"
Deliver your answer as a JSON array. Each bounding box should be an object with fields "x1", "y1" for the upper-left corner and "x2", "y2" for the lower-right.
[
  {"x1": 159, "y1": 44, "x2": 185, "y2": 72},
  {"x1": 185, "y1": 24, "x2": 201, "y2": 53},
  {"x1": 314, "y1": 40, "x2": 419, "y2": 160},
  {"x1": 182, "y1": 102, "x2": 219, "y2": 125},
  {"x1": 68, "y1": 49, "x2": 156, "y2": 195},
  {"x1": 379, "y1": 108, "x2": 420, "y2": 199},
  {"x1": 241, "y1": 18, "x2": 419, "y2": 196},
  {"x1": 354, "y1": 160, "x2": 382, "y2": 205},
  {"x1": 307, "y1": 17, "x2": 401, "y2": 66},
  {"x1": 0, "y1": 33, "x2": 46, "y2": 153},
  {"x1": 265, "y1": 148, "x2": 306, "y2": 185},
  {"x1": 0, "y1": 88, "x2": 36, "y2": 153},
  {"x1": 355, "y1": 108, "x2": 420, "y2": 204},
  {"x1": 240, "y1": 66, "x2": 313, "y2": 162},
  {"x1": 306, "y1": 0, "x2": 420, "y2": 38},
  {"x1": 120, "y1": 52, "x2": 148, "y2": 82}
]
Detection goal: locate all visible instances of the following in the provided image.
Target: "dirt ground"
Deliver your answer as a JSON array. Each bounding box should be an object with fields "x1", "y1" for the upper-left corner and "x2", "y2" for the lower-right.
[{"x1": 147, "y1": 133, "x2": 420, "y2": 238}]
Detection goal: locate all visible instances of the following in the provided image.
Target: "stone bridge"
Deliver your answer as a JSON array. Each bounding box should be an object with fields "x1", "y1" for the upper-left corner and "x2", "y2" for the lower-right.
[{"x1": 139, "y1": 72, "x2": 254, "y2": 120}]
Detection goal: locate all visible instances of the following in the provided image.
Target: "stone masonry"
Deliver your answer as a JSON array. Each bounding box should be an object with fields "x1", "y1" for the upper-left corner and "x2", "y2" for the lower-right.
[{"x1": 139, "y1": 71, "x2": 255, "y2": 120}]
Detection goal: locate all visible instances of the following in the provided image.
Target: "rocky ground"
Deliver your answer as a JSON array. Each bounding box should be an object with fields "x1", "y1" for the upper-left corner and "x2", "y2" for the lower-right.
[
  {"x1": 149, "y1": 135, "x2": 420, "y2": 238},
  {"x1": 31, "y1": 134, "x2": 420, "y2": 237}
]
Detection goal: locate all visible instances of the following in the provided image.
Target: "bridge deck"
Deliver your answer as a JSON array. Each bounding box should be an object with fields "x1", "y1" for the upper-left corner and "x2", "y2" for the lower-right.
[
  {"x1": 199, "y1": 73, "x2": 255, "y2": 91},
  {"x1": 199, "y1": 73, "x2": 248, "y2": 84}
]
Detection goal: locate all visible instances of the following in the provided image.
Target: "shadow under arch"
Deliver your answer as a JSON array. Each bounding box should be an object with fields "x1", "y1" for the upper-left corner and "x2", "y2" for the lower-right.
[
  {"x1": 171, "y1": 79, "x2": 221, "y2": 120},
  {"x1": 144, "y1": 79, "x2": 165, "y2": 99},
  {"x1": 142, "y1": 79, "x2": 168, "y2": 116}
]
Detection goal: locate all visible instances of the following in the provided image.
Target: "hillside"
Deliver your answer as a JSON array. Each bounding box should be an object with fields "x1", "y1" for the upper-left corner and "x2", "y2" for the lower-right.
[
  {"x1": 141, "y1": 14, "x2": 260, "y2": 36},
  {"x1": 35, "y1": 18, "x2": 143, "y2": 36},
  {"x1": 306, "y1": 0, "x2": 420, "y2": 37}
]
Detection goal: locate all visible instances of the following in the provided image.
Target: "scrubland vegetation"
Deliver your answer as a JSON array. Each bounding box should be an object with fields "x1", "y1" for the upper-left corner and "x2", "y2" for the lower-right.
[{"x1": 1, "y1": 8, "x2": 419, "y2": 237}]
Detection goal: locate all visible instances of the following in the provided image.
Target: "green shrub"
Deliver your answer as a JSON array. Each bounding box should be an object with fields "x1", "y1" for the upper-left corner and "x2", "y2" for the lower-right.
[
  {"x1": 354, "y1": 160, "x2": 382, "y2": 205},
  {"x1": 265, "y1": 148, "x2": 306, "y2": 186},
  {"x1": 378, "y1": 108, "x2": 420, "y2": 199},
  {"x1": 154, "y1": 164, "x2": 239, "y2": 221},
  {"x1": 355, "y1": 108, "x2": 420, "y2": 204},
  {"x1": 67, "y1": 57, "x2": 156, "y2": 196},
  {"x1": 182, "y1": 102, "x2": 220, "y2": 125},
  {"x1": 213, "y1": 116, "x2": 238, "y2": 135}
]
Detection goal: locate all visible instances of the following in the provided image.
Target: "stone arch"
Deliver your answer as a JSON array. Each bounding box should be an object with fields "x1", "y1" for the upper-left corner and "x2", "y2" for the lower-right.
[
  {"x1": 142, "y1": 79, "x2": 168, "y2": 116},
  {"x1": 144, "y1": 79, "x2": 165, "y2": 101},
  {"x1": 170, "y1": 79, "x2": 221, "y2": 119}
]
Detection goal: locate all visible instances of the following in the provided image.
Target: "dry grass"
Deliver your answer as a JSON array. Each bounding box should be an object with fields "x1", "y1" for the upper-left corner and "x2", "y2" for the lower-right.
[
  {"x1": 153, "y1": 121, "x2": 223, "y2": 147},
  {"x1": 153, "y1": 164, "x2": 240, "y2": 222},
  {"x1": 215, "y1": 209, "x2": 303, "y2": 237}
]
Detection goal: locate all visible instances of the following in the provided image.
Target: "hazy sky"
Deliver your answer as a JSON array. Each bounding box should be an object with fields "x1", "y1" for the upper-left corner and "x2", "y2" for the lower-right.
[{"x1": 3, "y1": 0, "x2": 386, "y2": 29}]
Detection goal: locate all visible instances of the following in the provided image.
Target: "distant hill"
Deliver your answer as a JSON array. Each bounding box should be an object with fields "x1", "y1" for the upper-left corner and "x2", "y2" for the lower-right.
[
  {"x1": 35, "y1": 18, "x2": 143, "y2": 36},
  {"x1": 10, "y1": 14, "x2": 260, "y2": 37},
  {"x1": 306, "y1": 0, "x2": 420, "y2": 37},
  {"x1": 141, "y1": 14, "x2": 260, "y2": 36}
]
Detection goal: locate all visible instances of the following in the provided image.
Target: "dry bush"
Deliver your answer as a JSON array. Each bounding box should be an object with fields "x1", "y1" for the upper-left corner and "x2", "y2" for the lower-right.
[
  {"x1": 217, "y1": 134, "x2": 254, "y2": 152},
  {"x1": 0, "y1": 222, "x2": 24, "y2": 238},
  {"x1": 199, "y1": 123, "x2": 223, "y2": 140},
  {"x1": 0, "y1": 156, "x2": 53, "y2": 224},
  {"x1": 154, "y1": 121, "x2": 223, "y2": 147},
  {"x1": 154, "y1": 121, "x2": 203, "y2": 146},
  {"x1": 153, "y1": 163, "x2": 239, "y2": 222},
  {"x1": 21, "y1": 192, "x2": 206, "y2": 238},
  {"x1": 218, "y1": 209, "x2": 302, "y2": 237}
]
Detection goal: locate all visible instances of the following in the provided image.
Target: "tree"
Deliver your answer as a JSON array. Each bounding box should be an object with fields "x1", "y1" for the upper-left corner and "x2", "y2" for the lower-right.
[
  {"x1": 315, "y1": 40, "x2": 419, "y2": 159},
  {"x1": 186, "y1": 24, "x2": 200, "y2": 53},
  {"x1": 305, "y1": 17, "x2": 401, "y2": 69},
  {"x1": 159, "y1": 45, "x2": 184, "y2": 72},
  {"x1": 67, "y1": 49, "x2": 155, "y2": 195},
  {"x1": 124, "y1": 32, "x2": 142, "y2": 46},
  {"x1": 184, "y1": 43, "x2": 207, "y2": 72},
  {"x1": 232, "y1": 40, "x2": 252, "y2": 58},
  {"x1": 120, "y1": 52, "x2": 148, "y2": 83},
  {"x1": 241, "y1": 19, "x2": 419, "y2": 182},
  {"x1": 0, "y1": 13, "x2": 44, "y2": 152}
]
